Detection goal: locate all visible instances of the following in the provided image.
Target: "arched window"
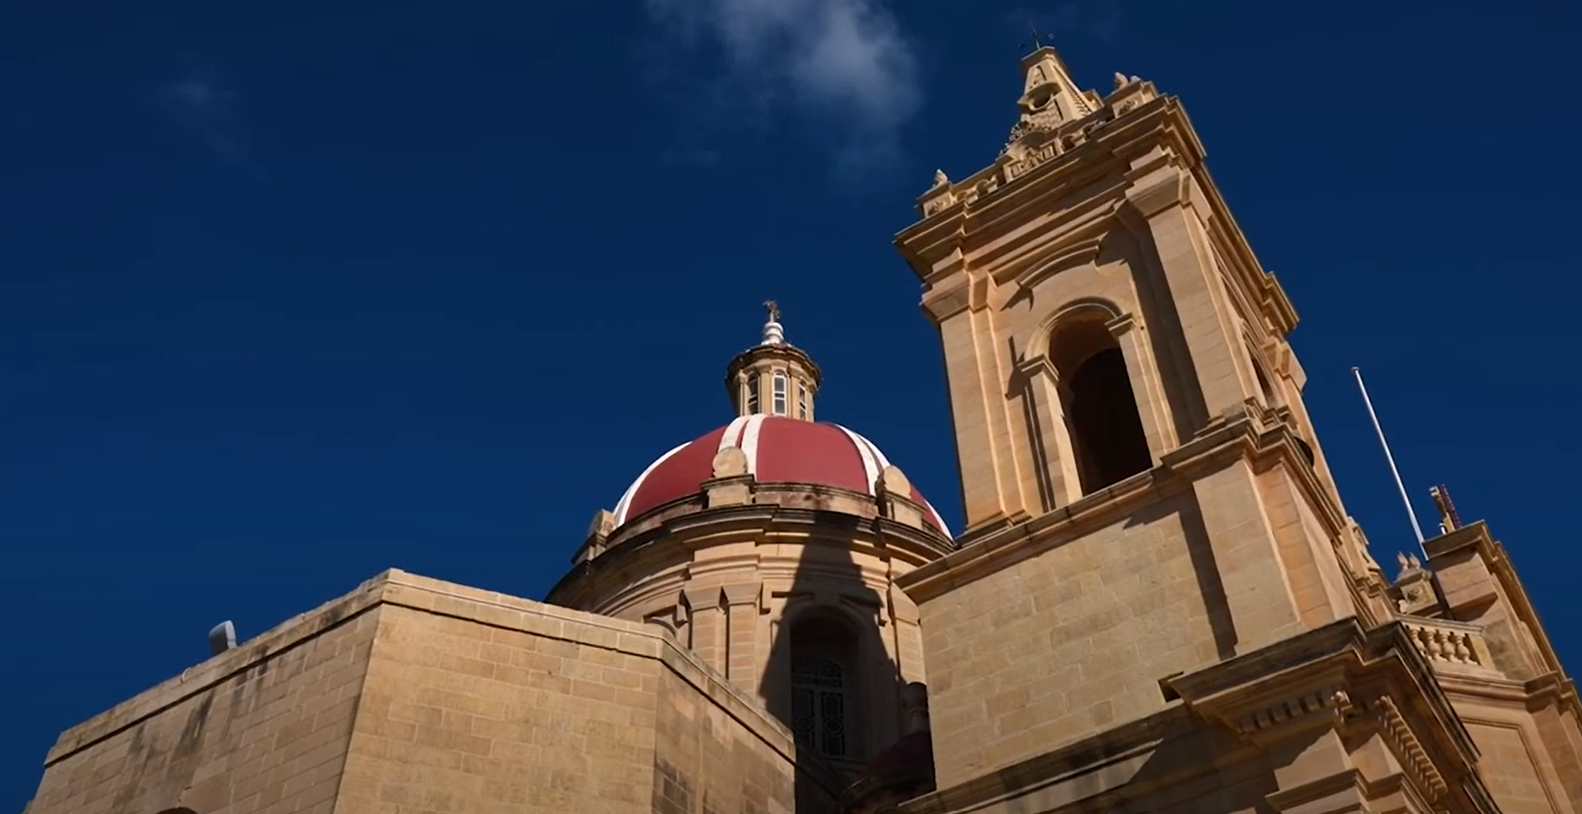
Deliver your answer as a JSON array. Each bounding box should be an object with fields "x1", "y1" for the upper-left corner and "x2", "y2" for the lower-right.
[
  {"x1": 788, "y1": 614, "x2": 857, "y2": 759},
  {"x1": 1050, "y1": 312, "x2": 1152, "y2": 494},
  {"x1": 747, "y1": 373, "x2": 760, "y2": 414},
  {"x1": 772, "y1": 372, "x2": 789, "y2": 416}
]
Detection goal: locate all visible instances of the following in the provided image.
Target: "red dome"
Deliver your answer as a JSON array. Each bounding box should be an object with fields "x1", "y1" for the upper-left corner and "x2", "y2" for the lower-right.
[{"x1": 612, "y1": 415, "x2": 949, "y2": 535}]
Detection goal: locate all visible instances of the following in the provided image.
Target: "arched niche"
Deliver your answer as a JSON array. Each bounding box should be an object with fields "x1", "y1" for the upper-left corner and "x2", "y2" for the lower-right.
[{"x1": 1033, "y1": 301, "x2": 1154, "y2": 497}]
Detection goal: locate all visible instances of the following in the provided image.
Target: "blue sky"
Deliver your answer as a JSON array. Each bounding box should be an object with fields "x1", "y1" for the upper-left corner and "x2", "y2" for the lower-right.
[{"x1": 2, "y1": 0, "x2": 1577, "y2": 806}]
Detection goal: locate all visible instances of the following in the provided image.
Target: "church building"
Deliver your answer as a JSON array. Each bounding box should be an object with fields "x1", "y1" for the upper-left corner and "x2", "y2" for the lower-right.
[{"x1": 21, "y1": 45, "x2": 1582, "y2": 814}]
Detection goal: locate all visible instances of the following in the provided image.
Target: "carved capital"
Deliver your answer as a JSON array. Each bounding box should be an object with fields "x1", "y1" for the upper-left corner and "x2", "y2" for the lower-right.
[
  {"x1": 1104, "y1": 312, "x2": 1140, "y2": 338},
  {"x1": 1014, "y1": 354, "x2": 1058, "y2": 383},
  {"x1": 921, "y1": 276, "x2": 972, "y2": 322},
  {"x1": 721, "y1": 582, "x2": 762, "y2": 610},
  {"x1": 1123, "y1": 150, "x2": 1187, "y2": 219},
  {"x1": 680, "y1": 586, "x2": 721, "y2": 616}
]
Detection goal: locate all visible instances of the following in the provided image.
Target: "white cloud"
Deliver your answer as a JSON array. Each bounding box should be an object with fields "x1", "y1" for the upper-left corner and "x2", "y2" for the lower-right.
[
  {"x1": 646, "y1": 0, "x2": 921, "y2": 161},
  {"x1": 155, "y1": 63, "x2": 264, "y2": 179}
]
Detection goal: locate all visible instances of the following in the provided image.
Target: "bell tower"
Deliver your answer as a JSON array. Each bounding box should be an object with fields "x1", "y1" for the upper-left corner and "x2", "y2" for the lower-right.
[
  {"x1": 895, "y1": 46, "x2": 1392, "y2": 654},
  {"x1": 891, "y1": 46, "x2": 1582, "y2": 814}
]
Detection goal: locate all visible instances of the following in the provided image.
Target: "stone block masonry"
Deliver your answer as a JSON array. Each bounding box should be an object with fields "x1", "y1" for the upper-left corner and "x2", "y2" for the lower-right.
[{"x1": 24, "y1": 569, "x2": 843, "y2": 814}]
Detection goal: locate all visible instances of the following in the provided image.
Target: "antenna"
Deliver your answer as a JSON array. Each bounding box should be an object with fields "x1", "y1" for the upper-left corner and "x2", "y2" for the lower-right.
[
  {"x1": 1351, "y1": 367, "x2": 1428, "y2": 556},
  {"x1": 208, "y1": 620, "x2": 237, "y2": 656},
  {"x1": 1429, "y1": 484, "x2": 1462, "y2": 534}
]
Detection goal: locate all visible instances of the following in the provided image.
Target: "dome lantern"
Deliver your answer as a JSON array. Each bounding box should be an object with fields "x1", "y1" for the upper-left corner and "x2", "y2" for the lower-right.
[{"x1": 725, "y1": 301, "x2": 822, "y2": 421}]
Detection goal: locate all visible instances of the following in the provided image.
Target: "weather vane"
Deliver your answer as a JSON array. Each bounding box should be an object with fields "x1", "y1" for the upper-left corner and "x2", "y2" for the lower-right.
[
  {"x1": 1025, "y1": 19, "x2": 1045, "y2": 51},
  {"x1": 764, "y1": 299, "x2": 781, "y2": 323}
]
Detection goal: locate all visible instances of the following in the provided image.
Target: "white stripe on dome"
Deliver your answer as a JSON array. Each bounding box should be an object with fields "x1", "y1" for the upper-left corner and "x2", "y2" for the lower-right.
[
  {"x1": 738, "y1": 414, "x2": 767, "y2": 474},
  {"x1": 612, "y1": 441, "x2": 689, "y2": 527},
  {"x1": 717, "y1": 415, "x2": 752, "y2": 457},
  {"x1": 842, "y1": 425, "x2": 952, "y2": 536},
  {"x1": 924, "y1": 501, "x2": 951, "y2": 536},
  {"x1": 833, "y1": 424, "x2": 883, "y2": 496}
]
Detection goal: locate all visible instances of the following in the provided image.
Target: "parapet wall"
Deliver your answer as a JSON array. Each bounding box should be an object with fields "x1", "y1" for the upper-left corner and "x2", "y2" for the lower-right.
[{"x1": 25, "y1": 569, "x2": 842, "y2": 814}]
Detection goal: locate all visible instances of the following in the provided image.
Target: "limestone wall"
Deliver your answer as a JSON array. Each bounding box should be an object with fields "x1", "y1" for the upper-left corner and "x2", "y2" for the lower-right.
[
  {"x1": 25, "y1": 578, "x2": 383, "y2": 814},
  {"x1": 899, "y1": 489, "x2": 1235, "y2": 789},
  {"x1": 25, "y1": 569, "x2": 841, "y2": 814}
]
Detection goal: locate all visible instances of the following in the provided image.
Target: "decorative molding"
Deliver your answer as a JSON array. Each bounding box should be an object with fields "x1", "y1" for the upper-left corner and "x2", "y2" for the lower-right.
[
  {"x1": 1230, "y1": 686, "x2": 1354, "y2": 737},
  {"x1": 1008, "y1": 233, "x2": 1107, "y2": 290},
  {"x1": 1370, "y1": 694, "x2": 1449, "y2": 801}
]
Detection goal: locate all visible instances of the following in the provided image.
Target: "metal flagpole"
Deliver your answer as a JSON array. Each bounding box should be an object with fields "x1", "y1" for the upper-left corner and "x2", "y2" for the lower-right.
[{"x1": 1351, "y1": 366, "x2": 1428, "y2": 556}]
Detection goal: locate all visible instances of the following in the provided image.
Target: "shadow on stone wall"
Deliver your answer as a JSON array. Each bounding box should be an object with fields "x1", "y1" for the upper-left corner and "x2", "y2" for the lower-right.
[{"x1": 760, "y1": 511, "x2": 903, "y2": 814}]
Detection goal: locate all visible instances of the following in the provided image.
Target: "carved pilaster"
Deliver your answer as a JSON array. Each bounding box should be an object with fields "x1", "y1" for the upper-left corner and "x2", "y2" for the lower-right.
[
  {"x1": 681, "y1": 586, "x2": 725, "y2": 674},
  {"x1": 721, "y1": 582, "x2": 762, "y2": 689}
]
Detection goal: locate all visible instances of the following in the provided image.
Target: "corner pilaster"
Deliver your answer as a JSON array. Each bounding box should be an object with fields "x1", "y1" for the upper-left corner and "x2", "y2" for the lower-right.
[{"x1": 1123, "y1": 158, "x2": 1254, "y2": 431}]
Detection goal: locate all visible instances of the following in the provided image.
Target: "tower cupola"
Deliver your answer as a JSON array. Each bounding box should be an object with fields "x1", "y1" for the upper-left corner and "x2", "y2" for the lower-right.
[{"x1": 725, "y1": 301, "x2": 822, "y2": 420}]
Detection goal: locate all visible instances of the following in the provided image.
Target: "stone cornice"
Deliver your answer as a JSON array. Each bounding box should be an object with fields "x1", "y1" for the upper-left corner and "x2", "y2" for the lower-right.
[
  {"x1": 549, "y1": 492, "x2": 953, "y2": 609},
  {"x1": 1164, "y1": 618, "x2": 1496, "y2": 811},
  {"x1": 898, "y1": 706, "x2": 1201, "y2": 814},
  {"x1": 724, "y1": 342, "x2": 823, "y2": 390},
  {"x1": 895, "y1": 466, "x2": 1172, "y2": 603},
  {"x1": 894, "y1": 97, "x2": 1186, "y2": 290},
  {"x1": 898, "y1": 406, "x2": 1346, "y2": 604},
  {"x1": 898, "y1": 93, "x2": 1297, "y2": 340},
  {"x1": 1160, "y1": 402, "x2": 1350, "y2": 540}
]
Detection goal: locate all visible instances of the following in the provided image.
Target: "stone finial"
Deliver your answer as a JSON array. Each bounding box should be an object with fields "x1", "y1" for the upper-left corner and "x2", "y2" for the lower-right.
[
  {"x1": 877, "y1": 464, "x2": 913, "y2": 497},
  {"x1": 712, "y1": 446, "x2": 749, "y2": 478},
  {"x1": 1113, "y1": 72, "x2": 1128, "y2": 90},
  {"x1": 575, "y1": 509, "x2": 617, "y2": 566},
  {"x1": 588, "y1": 509, "x2": 616, "y2": 539},
  {"x1": 932, "y1": 169, "x2": 949, "y2": 188},
  {"x1": 760, "y1": 301, "x2": 785, "y2": 346},
  {"x1": 1392, "y1": 551, "x2": 1438, "y2": 615}
]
